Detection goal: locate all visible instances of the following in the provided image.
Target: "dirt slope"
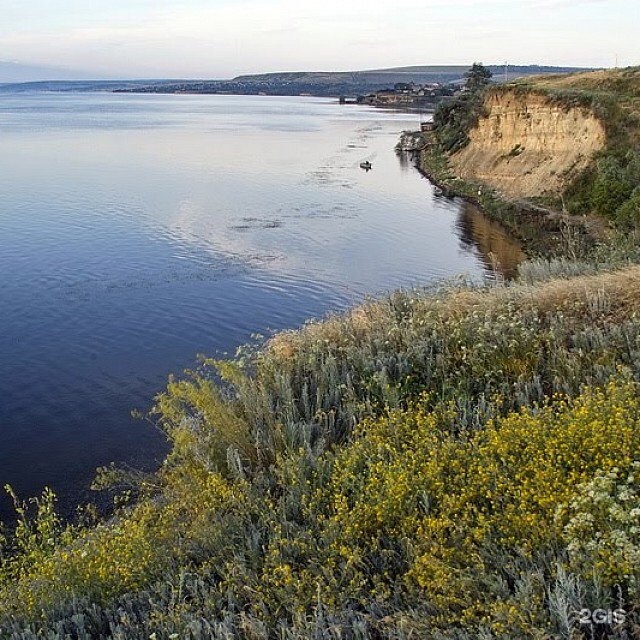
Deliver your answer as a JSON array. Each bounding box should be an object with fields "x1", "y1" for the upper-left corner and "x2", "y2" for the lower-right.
[{"x1": 449, "y1": 88, "x2": 606, "y2": 198}]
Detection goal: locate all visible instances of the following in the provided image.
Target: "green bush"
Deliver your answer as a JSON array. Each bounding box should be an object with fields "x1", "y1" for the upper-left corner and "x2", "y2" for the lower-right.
[
  {"x1": 591, "y1": 152, "x2": 637, "y2": 217},
  {"x1": 616, "y1": 187, "x2": 640, "y2": 229},
  {"x1": 433, "y1": 63, "x2": 491, "y2": 153},
  {"x1": 561, "y1": 86, "x2": 640, "y2": 225},
  {"x1": 434, "y1": 91, "x2": 487, "y2": 152}
]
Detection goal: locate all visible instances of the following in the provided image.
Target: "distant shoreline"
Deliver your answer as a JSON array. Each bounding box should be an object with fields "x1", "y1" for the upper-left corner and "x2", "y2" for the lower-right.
[{"x1": 0, "y1": 65, "x2": 596, "y2": 96}]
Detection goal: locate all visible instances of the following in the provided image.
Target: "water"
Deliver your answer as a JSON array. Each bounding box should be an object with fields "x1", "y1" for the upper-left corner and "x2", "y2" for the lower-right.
[{"x1": 0, "y1": 93, "x2": 523, "y2": 519}]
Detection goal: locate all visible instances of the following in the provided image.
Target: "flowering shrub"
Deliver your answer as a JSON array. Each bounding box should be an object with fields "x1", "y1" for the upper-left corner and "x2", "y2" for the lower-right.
[
  {"x1": 327, "y1": 378, "x2": 640, "y2": 627},
  {"x1": 0, "y1": 467, "x2": 243, "y2": 614},
  {"x1": 559, "y1": 463, "x2": 640, "y2": 592}
]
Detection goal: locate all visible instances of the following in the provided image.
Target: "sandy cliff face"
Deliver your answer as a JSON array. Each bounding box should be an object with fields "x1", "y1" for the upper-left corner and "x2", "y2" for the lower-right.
[{"x1": 449, "y1": 89, "x2": 606, "y2": 199}]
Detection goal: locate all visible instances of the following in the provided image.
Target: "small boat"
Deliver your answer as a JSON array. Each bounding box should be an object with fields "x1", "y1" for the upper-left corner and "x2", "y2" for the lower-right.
[{"x1": 359, "y1": 161, "x2": 372, "y2": 171}]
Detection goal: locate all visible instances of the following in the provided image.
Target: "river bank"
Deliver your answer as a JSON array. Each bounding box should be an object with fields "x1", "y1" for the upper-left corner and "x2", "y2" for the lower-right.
[
  {"x1": 412, "y1": 132, "x2": 605, "y2": 259},
  {"x1": 4, "y1": 252, "x2": 640, "y2": 637}
]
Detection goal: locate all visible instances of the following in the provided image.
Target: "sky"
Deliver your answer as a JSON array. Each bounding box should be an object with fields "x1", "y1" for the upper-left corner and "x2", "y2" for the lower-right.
[{"x1": 0, "y1": 0, "x2": 638, "y2": 79}]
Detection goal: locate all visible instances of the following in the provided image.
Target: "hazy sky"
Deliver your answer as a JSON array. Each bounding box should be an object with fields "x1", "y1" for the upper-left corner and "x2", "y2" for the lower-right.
[{"x1": 1, "y1": 0, "x2": 637, "y2": 78}]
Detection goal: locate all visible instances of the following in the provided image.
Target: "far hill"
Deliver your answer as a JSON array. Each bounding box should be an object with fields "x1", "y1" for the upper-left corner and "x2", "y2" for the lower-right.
[
  {"x1": 109, "y1": 65, "x2": 594, "y2": 99},
  {"x1": 0, "y1": 64, "x2": 595, "y2": 97},
  {"x1": 232, "y1": 64, "x2": 593, "y2": 93}
]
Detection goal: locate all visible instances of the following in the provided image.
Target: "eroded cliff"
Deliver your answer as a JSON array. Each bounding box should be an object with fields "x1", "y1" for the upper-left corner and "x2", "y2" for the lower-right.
[{"x1": 449, "y1": 89, "x2": 606, "y2": 199}]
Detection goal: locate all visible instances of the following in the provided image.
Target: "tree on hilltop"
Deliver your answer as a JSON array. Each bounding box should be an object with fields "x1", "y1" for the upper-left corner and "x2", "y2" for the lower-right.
[
  {"x1": 465, "y1": 62, "x2": 493, "y2": 92},
  {"x1": 433, "y1": 63, "x2": 492, "y2": 152}
]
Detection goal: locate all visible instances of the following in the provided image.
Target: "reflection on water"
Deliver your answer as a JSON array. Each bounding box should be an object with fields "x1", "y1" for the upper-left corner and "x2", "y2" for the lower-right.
[
  {"x1": 0, "y1": 93, "x2": 523, "y2": 518},
  {"x1": 457, "y1": 202, "x2": 526, "y2": 279}
]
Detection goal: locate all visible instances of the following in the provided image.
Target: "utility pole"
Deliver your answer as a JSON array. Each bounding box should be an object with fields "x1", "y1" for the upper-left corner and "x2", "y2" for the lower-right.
[{"x1": 504, "y1": 61, "x2": 509, "y2": 83}]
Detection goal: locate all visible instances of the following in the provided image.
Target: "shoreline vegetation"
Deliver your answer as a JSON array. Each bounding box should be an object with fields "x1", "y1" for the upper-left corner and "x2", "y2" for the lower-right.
[
  {"x1": 2, "y1": 65, "x2": 640, "y2": 639},
  {"x1": 416, "y1": 141, "x2": 604, "y2": 260}
]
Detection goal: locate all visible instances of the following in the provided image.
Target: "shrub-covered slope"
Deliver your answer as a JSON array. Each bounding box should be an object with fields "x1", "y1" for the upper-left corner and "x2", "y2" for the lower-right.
[{"x1": 3, "y1": 264, "x2": 640, "y2": 638}]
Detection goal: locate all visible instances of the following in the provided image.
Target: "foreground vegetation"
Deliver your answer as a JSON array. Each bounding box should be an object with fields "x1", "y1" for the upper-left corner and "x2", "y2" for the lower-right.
[{"x1": 3, "y1": 261, "x2": 640, "y2": 637}]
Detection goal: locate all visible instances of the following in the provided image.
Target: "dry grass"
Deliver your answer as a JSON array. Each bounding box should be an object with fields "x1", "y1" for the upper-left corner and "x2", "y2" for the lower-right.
[
  {"x1": 521, "y1": 67, "x2": 640, "y2": 99},
  {"x1": 267, "y1": 265, "x2": 640, "y2": 364},
  {"x1": 493, "y1": 264, "x2": 640, "y2": 321},
  {"x1": 267, "y1": 300, "x2": 392, "y2": 362}
]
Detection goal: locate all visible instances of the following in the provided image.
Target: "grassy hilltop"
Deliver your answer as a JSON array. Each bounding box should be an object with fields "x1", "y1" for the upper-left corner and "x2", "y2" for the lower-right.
[
  {"x1": 2, "y1": 68, "x2": 640, "y2": 639},
  {"x1": 520, "y1": 67, "x2": 640, "y2": 115}
]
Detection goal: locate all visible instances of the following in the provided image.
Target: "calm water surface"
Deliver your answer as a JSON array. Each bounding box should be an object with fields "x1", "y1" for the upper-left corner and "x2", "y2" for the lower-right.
[{"x1": 0, "y1": 93, "x2": 522, "y2": 518}]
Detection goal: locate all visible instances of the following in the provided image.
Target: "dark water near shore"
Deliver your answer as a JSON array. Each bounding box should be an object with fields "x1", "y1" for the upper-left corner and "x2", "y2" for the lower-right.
[{"x1": 0, "y1": 93, "x2": 523, "y2": 519}]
